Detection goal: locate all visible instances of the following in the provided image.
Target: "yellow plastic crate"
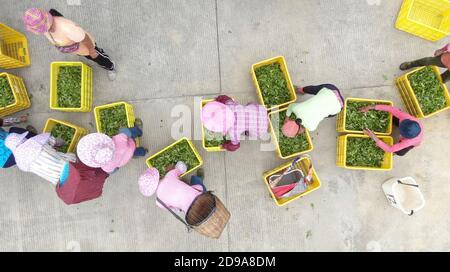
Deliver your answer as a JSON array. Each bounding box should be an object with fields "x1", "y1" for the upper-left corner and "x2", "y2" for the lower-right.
[
  {"x1": 0, "y1": 23, "x2": 30, "y2": 69},
  {"x1": 50, "y1": 62, "x2": 92, "y2": 112},
  {"x1": 336, "y1": 134, "x2": 393, "y2": 171},
  {"x1": 0, "y1": 72, "x2": 31, "y2": 118},
  {"x1": 201, "y1": 99, "x2": 226, "y2": 152},
  {"x1": 268, "y1": 108, "x2": 314, "y2": 160},
  {"x1": 395, "y1": 0, "x2": 450, "y2": 42},
  {"x1": 336, "y1": 97, "x2": 394, "y2": 135},
  {"x1": 396, "y1": 66, "x2": 450, "y2": 118},
  {"x1": 263, "y1": 156, "x2": 321, "y2": 207},
  {"x1": 43, "y1": 118, "x2": 88, "y2": 153},
  {"x1": 146, "y1": 137, "x2": 203, "y2": 178},
  {"x1": 94, "y1": 101, "x2": 140, "y2": 146},
  {"x1": 251, "y1": 56, "x2": 297, "y2": 111}
]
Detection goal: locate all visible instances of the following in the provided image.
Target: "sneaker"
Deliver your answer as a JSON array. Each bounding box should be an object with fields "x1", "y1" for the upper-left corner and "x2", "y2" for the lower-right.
[
  {"x1": 106, "y1": 62, "x2": 117, "y2": 81},
  {"x1": 26, "y1": 125, "x2": 37, "y2": 134},
  {"x1": 107, "y1": 69, "x2": 117, "y2": 81},
  {"x1": 196, "y1": 168, "x2": 205, "y2": 180},
  {"x1": 134, "y1": 118, "x2": 143, "y2": 131},
  {"x1": 399, "y1": 62, "x2": 412, "y2": 71}
]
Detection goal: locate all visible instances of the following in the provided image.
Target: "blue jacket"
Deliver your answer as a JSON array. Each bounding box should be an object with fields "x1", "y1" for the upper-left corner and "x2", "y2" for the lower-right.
[{"x1": 0, "y1": 128, "x2": 14, "y2": 168}]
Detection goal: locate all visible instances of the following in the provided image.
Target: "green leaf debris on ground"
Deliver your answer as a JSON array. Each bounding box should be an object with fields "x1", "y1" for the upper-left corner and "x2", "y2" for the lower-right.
[
  {"x1": 255, "y1": 63, "x2": 291, "y2": 107},
  {"x1": 345, "y1": 100, "x2": 390, "y2": 133},
  {"x1": 99, "y1": 105, "x2": 128, "y2": 137},
  {"x1": 50, "y1": 123, "x2": 76, "y2": 153},
  {"x1": 346, "y1": 137, "x2": 385, "y2": 168},
  {"x1": 408, "y1": 66, "x2": 447, "y2": 115},
  {"x1": 0, "y1": 76, "x2": 15, "y2": 108},
  {"x1": 57, "y1": 66, "x2": 82, "y2": 108},
  {"x1": 148, "y1": 139, "x2": 200, "y2": 177},
  {"x1": 272, "y1": 110, "x2": 311, "y2": 157},
  {"x1": 204, "y1": 128, "x2": 226, "y2": 147}
]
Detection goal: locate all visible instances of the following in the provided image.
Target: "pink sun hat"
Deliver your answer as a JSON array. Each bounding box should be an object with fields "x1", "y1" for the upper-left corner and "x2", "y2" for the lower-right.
[
  {"x1": 76, "y1": 133, "x2": 115, "y2": 168},
  {"x1": 4, "y1": 131, "x2": 29, "y2": 151},
  {"x1": 138, "y1": 168, "x2": 160, "y2": 197},
  {"x1": 23, "y1": 8, "x2": 53, "y2": 34},
  {"x1": 201, "y1": 101, "x2": 234, "y2": 135}
]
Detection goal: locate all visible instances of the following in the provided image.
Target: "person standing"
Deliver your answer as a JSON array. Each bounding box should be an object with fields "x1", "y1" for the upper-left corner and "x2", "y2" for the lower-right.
[
  {"x1": 23, "y1": 8, "x2": 117, "y2": 80},
  {"x1": 399, "y1": 43, "x2": 450, "y2": 82}
]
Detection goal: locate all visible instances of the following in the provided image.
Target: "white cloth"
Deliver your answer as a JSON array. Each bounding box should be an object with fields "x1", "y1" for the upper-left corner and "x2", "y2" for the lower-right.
[{"x1": 28, "y1": 145, "x2": 69, "y2": 185}]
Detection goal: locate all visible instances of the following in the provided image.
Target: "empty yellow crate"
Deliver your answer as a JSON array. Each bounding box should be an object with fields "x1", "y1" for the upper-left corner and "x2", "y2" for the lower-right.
[
  {"x1": 396, "y1": 0, "x2": 450, "y2": 42},
  {"x1": 146, "y1": 137, "x2": 203, "y2": 178},
  {"x1": 201, "y1": 99, "x2": 226, "y2": 152},
  {"x1": 263, "y1": 157, "x2": 321, "y2": 207},
  {"x1": 251, "y1": 56, "x2": 297, "y2": 111},
  {"x1": 0, "y1": 23, "x2": 30, "y2": 69},
  {"x1": 268, "y1": 108, "x2": 314, "y2": 160},
  {"x1": 396, "y1": 66, "x2": 450, "y2": 118},
  {"x1": 336, "y1": 97, "x2": 394, "y2": 135},
  {"x1": 43, "y1": 118, "x2": 88, "y2": 153},
  {"x1": 50, "y1": 62, "x2": 92, "y2": 112},
  {"x1": 94, "y1": 101, "x2": 140, "y2": 146},
  {"x1": 336, "y1": 134, "x2": 393, "y2": 171},
  {"x1": 0, "y1": 72, "x2": 31, "y2": 118}
]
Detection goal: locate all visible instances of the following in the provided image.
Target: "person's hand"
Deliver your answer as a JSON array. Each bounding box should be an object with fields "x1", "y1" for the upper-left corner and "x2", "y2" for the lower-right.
[
  {"x1": 175, "y1": 161, "x2": 187, "y2": 174},
  {"x1": 89, "y1": 48, "x2": 98, "y2": 59},
  {"x1": 363, "y1": 129, "x2": 378, "y2": 141},
  {"x1": 359, "y1": 105, "x2": 375, "y2": 113}
]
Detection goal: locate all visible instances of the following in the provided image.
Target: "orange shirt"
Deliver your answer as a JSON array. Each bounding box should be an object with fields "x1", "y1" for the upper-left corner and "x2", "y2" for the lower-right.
[{"x1": 44, "y1": 16, "x2": 94, "y2": 56}]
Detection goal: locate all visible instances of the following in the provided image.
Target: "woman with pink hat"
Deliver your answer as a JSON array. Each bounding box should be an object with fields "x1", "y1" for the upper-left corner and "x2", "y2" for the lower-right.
[
  {"x1": 23, "y1": 8, "x2": 117, "y2": 80},
  {"x1": 5, "y1": 131, "x2": 76, "y2": 185},
  {"x1": 5, "y1": 131, "x2": 111, "y2": 205},
  {"x1": 138, "y1": 162, "x2": 230, "y2": 239},
  {"x1": 201, "y1": 95, "x2": 269, "y2": 152},
  {"x1": 76, "y1": 121, "x2": 148, "y2": 174}
]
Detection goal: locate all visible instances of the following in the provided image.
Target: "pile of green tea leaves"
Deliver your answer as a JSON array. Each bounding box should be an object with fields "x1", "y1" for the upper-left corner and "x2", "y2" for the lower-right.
[
  {"x1": 346, "y1": 137, "x2": 385, "y2": 168},
  {"x1": 255, "y1": 63, "x2": 291, "y2": 107},
  {"x1": 0, "y1": 75, "x2": 15, "y2": 108},
  {"x1": 345, "y1": 101, "x2": 390, "y2": 133},
  {"x1": 148, "y1": 139, "x2": 200, "y2": 177},
  {"x1": 204, "y1": 128, "x2": 226, "y2": 147},
  {"x1": 273, "y1": 111, "x2": 310, "y2": 157},
  {"x1": 51, "y1": 123, "x2": 75, "y2": 153},
  {"x1": 57, "y1": 66, "x2": 82, "y2": 108},
  {"x1": 408, "y1": 66, "x2": 447, "y2": 115},
  {"x1": 99, "y1": 105, "x2": 128, "y2": 136}
]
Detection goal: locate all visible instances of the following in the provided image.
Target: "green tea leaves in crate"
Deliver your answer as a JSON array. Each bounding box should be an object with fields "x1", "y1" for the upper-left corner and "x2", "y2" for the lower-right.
[
  {"x1": 99, "y1": 105, "x2": 128, "y2": 137},
  {"x1": 0, "y1": 76, "x2": 15, "y2": 108},
  {"x1": 57, "y1": 66, "x2": 82, "y2": 108},
  {"x1": 255, "y1": 63, "x2": 291, "y2": 108},
  {"x1": 408, "y1": 67, "x2": 447, "y2": 115}
]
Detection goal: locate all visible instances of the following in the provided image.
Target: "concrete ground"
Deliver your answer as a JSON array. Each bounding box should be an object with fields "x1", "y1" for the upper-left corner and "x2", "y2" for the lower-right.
[{"x1": 1, "y1": 0, "x2": 449, "y2": 252}]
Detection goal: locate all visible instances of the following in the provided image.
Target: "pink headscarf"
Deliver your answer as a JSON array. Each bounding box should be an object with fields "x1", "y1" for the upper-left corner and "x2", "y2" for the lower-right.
[{"x1": 23, "y1": 8, "x2": 53, "y2": 34}]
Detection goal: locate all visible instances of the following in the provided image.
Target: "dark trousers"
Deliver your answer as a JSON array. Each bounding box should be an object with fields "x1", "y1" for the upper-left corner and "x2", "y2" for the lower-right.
[
  {"x1": 85, "y1": 46, "x2": 115, "y2": 71},
  {"x1": 407, "y1": 56, "x2": 450, "y2": 83},
  {"x1": 302, "y1": 84, "x2": 344, "y2": 117},
  {"x1": 392, "y1": 117, "x2": 414, "y2": 156}
]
